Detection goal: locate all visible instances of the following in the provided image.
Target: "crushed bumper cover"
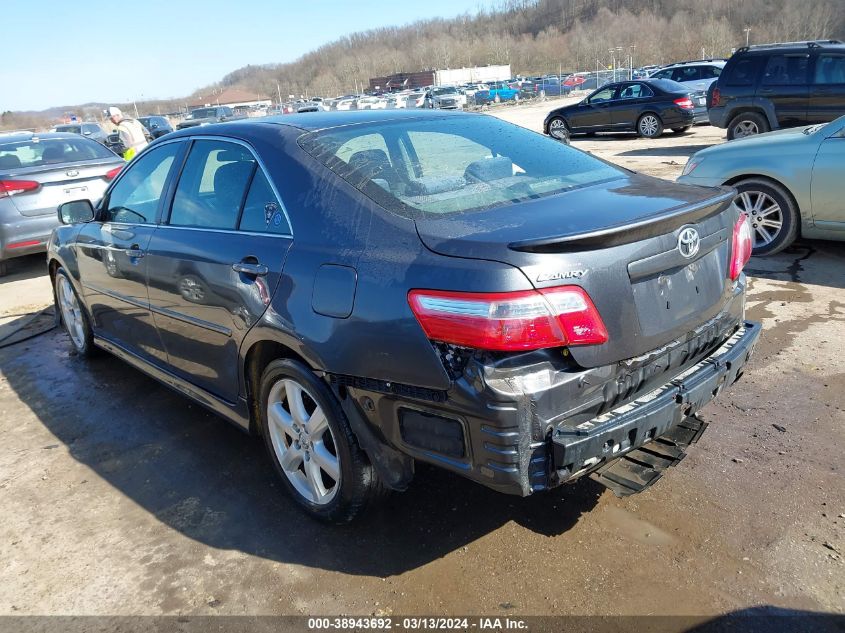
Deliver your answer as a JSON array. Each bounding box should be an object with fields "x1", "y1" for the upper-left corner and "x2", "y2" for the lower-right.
[{"x1": 552, "y1": 321, "x2": 761, "y2": 491}]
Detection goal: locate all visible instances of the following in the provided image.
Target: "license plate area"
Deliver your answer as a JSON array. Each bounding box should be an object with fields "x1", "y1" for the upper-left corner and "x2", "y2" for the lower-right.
[{"x1": 631, "y1": 248, "x2": 725, "y2": 337}]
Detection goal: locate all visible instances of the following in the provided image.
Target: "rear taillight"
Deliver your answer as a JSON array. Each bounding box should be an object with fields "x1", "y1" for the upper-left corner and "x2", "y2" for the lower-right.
[
  {"x1": 711, "y1": 87, "x2": 721, "y2": 108},
  {"x1": 730, "y1": 213, "x2": 753, "y2": 281},
  {"x1": 674, "y1": 97, "x2": 694, "y2": 110},
  {"x1": 104, "y1": 166, "x2": 122, "y2": 181},
  {"x1": 408, "y1": 286, "x2": 608, "y2": 352},
  {"x1": 0, "y1": 179, "x2": 40, "y2": 198}
]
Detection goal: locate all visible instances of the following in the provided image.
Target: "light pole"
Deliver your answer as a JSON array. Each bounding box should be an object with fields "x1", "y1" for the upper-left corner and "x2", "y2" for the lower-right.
[{"x1": 744, "y1": 27, "x2": 751, "y2": 46}]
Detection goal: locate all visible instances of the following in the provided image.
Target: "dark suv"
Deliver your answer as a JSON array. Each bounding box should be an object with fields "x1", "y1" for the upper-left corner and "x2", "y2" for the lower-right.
[{"x1": 709, "y1": 40, "x2": 845, "y2": 139}]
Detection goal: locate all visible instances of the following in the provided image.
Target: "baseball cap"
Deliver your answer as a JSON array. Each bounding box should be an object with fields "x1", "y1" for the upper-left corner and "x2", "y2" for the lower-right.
[{"x1": 105, "y1": 106, "x2": 122, "y2": 117}]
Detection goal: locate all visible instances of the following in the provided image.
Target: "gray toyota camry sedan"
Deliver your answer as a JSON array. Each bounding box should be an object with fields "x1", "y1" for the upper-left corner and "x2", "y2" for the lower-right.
[{"x1": 48, "y1": 111, "x2": 760, "y2": 522}]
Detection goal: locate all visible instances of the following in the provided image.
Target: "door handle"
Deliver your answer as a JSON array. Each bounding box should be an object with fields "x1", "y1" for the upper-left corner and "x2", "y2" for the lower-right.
[
  {"x1": 125, "y1": 244, "x2": 145, "y2": 258},
  {"x1": 232, "y1": 262, "x2": 268, "y2": 277}
]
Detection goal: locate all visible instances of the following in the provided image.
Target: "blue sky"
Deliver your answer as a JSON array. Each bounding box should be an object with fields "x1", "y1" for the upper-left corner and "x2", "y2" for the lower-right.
[{"x1": 3, "y1": 0, "x2": 490, "y2": 112}]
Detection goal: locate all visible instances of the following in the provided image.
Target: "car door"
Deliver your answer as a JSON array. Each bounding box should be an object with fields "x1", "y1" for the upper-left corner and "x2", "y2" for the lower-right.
[
  {"x1": 809, "y1": 53, "x2": 845, "y2": 124},
  {"x1": 759, "y1": 53, "x2": 810, "y2": 128},
  {"x1": 809, "y1": 120, "x2": 845, "y2": 230},
  {"x1": 145, "y1": 138, "x2": 292, "y2": 402},
  {"x1": 611, "y1": 82, "x2": 653, "y2": 130},
  {"x1": 75, "y1": 140, "x2": 186, "y2": 363},
  {"x1": 574, "y1": 86, "x2": 618, "y2": 131}
]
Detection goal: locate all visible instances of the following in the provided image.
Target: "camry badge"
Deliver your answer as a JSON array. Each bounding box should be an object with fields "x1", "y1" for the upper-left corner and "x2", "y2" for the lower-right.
[
  {"x1": 536, "y1": 269, "x2": 587, "y2": 282},
  {"x1": 677, "y1": 227, "x2": 700, "y2": 259}
]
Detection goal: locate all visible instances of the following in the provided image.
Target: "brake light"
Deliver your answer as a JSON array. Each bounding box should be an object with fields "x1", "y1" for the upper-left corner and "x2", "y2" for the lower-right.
[
  {"x1": 408, "y1": 286, "x2": 608, "y2": 351},
  {"x1": 711, "y1": 87, "x2": 721, "y2": 108},
  {"x1": 104, "y1": 166, "x2": 122, "y2": 181},
  {"x1": 674, "y1": 97, "x2": 694, "y2": 110},
  {"x1": 730, "y1": 213, "x2": 753, "y2": 280},
  {"x1": 0, "y1": 179, "x2": 40, "y2": 198}
]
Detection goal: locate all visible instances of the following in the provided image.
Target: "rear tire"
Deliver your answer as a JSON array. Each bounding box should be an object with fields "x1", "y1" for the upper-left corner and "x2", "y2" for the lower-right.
[
  {"x1": 727, "y1": 112, "x2": 769, "y2": 140},
  {"x1": 258, "y1": 359, "x2": 386, "y2": 523},
  {"x1": 732, "y1": 178, "x2": 799, "y2": 256},
  {"x1": 54, "y1": 267, "x2": 97, "y2": 357},
  {"x1": 637, "y1": 113, "x2": 664, "y2": 138}
]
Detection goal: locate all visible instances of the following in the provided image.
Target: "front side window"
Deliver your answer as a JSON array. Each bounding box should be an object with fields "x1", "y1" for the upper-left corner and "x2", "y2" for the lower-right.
[
  {"x1": 652, "y1": 69, "x2": 673, "y2": 80},
  {"x1": 105, "y1": 142, "x2": 181, "y2": 223},
  {"x1": 588, "y1": 87, "x2": 617, "y2": 103},
  {"x1": 814, "y1": 55, "x2": 845, "y2": 84},
  {"x1": 169, "y1": 140, "x2": 256, "y2": 230},
  {"x1": 762, "y1": 55, "x2": 809, "y2": 86},
  {"x1": 299, "y1": 116, "x2": 623, "y2": 218}
]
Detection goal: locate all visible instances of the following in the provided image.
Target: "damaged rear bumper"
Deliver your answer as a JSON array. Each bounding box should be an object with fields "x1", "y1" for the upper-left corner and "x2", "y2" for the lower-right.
[{"x1": 552, "y1": 321, "x2": 761, "y2": 490}]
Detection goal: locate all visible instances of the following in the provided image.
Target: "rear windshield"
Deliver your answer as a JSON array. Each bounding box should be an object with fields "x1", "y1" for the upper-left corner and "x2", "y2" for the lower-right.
[
  {"x1": 55, "y1": 125, "x2": 82, "y2": 134},
  {"x1": 0, "y1": 137, "x2": 114, "y2": 169},
  {"x1": 649, "y1": 79, "x2": 688, "y2": 93},
  {"x1": 190, "y1": 108, "x2": 217, "y2": 118},
  {"x1": 298, "y1": 116, "x2": 623, "y2": 218}
]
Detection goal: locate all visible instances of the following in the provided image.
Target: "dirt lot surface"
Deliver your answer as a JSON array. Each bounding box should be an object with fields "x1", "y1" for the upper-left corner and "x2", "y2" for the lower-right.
[{"x1": 0, "y1": 102, "x2": 842, "y2": 624}]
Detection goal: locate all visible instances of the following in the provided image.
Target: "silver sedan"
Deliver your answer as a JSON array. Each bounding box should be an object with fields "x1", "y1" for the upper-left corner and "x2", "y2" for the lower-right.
[
  {"x1": 678, "y1": 116, "x2": 845, "y2": 255},
  {"x1": 0, "y1": 132, "x2": 124, "y2": 275}
]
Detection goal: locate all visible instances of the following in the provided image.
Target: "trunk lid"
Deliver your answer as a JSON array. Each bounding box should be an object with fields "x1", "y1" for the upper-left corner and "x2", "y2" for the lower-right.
[
  {"x1": 3, "y1": 159, "x2": 119, "y2": 217},
  {"x1": 414, "y1": 173, "x2": 739, "y2": 367}
]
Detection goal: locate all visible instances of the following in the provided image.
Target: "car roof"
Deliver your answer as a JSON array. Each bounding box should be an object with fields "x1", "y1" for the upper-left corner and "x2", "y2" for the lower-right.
[
  {"x1": 736, "y1": 39, "x2": 844, "y2": 54},
  {"x1": 659, "y1": 59, "x2": 727, "y2": 68},
  {"x1": 166, "y1": 109, "x2": 471, "y2": 137},
  {"x1": 0, "y1": 131, "x2": 91, "y2": 142}
]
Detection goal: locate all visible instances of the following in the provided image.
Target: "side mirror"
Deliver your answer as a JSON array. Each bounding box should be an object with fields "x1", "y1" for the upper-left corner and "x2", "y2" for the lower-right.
[{"x1": 58, "y1": 199, "x2": 95, "y2": 225}]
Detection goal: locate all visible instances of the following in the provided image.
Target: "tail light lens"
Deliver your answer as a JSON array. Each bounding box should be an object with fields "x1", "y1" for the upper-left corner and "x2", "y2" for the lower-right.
[
  {"x1": 408, "y1": 286, "x2": 608, "y2": 352},
  {"x1": 104, "y1": 166, "x2": 122, "y2": 181},
  {"x1": 0, "y1": 179, "x2": 40, "y2": 198},
  {"x1": 674, "y1": 97, "x2": 694, "y2": 110},
  {"x1": 711, "y1": 87, "x2": 721, "y2": 108},
  {"x1": 730, "y1": 213, "x2": 753, "y2": 280}
]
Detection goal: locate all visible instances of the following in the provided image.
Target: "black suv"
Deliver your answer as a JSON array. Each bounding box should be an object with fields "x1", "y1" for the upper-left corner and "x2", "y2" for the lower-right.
[{"x1": 708, "y1": 40, "x2": 845, "y2": 139}]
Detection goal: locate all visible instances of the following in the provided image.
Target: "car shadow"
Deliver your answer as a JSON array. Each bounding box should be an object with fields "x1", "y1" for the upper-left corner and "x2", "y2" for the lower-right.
[
  {"x1": 616, "y1": 144, "x2": 717, "y2": 157},
  {"x1": 0, "y1": 253, "x2": 48, "y2": 284},
  {"x1": 683, "y1": 606, "x2": 844, "y2": 633},
  {"x1": 745, "y1": 240, "x2": 845, "y2": 290},
  {"x1": 0, "y1": 328, "x2": 604, "y2": 577}
]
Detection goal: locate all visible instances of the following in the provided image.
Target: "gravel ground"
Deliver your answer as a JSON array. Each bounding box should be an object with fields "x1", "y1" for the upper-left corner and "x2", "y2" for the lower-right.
[{"x1": 0, "y1": 103, "x2": 842, "y2": 623}]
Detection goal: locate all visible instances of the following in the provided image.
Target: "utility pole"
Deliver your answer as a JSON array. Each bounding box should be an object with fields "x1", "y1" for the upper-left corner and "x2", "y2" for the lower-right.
[
  {"x1": 744, "y1": 27, "x2": 751, "y2": 46},
  {"x1": 277, "y1": 83, "x2": 282, "y2": 105}
]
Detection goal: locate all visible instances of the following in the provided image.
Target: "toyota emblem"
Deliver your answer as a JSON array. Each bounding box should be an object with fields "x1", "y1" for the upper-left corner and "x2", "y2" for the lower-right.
[{"x1": 677, "y1": 227, "x2": 700, "y2": 259}]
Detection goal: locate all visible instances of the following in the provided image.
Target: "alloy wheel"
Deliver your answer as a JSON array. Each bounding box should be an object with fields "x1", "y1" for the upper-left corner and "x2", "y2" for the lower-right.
[
  {"x1": 266, "y1": 378, "x2": 340, "y2": 505},
  {"x1": 57, "y1": 276, "x2": 85, "y2": 350},
  {"x1": 733, "y1": 120, "x2": 759, "y2": 138},
  {"x1": 736, "y1": 190, "x2": 783, "y2": 247},
  {"x1": 639, "y1": 115, "x2": 659, "y2": 137},
  {"x1": 549, "y1": 118, "x2": 568, "y2": 140}
]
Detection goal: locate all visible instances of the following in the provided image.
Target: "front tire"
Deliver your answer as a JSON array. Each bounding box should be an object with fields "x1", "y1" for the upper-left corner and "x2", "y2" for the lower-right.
[
  {"x1": 727, "y1": 112, "x2": 769, "y2": 140},
  {"x1": 732, "y1": 178, "x2": 799, "y2": 256},
  {"x1": 258, "y1": 359, "x2": 384, "y2": 523},
  {"x1": 54, "y1": 267, "x2": 96, "y2": 357},
  {"x1": 637, "y1": 113, "x2": 664, "y2": 138},
  {"x1": 547, "y1": 117, "x2": 570, "y2": 143}
]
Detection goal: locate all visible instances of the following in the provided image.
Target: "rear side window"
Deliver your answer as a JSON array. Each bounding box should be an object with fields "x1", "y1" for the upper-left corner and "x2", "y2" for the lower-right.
[
  {"x1": 814, "y1": 55, "x2": 845, "y2": 84},
  {"x1": 672, "y1": 66, "x2": 702, "y2": 82},
  {"x1": 105, "y1": 142, "x2": 181, "y2": 224},
  {"x1": 619, "y1": 84, "x2": 653, "y2": 99},
  {"x1": 169, "y1": 140, "x2": 256, "y2": 230},
  {"x1": 239, "y1": 169, "x2": 290, "y2": 234},
  {"x1": 0, "y1": 137, "x2": 112, "y2": 169},
  {"x1": 701, "y1": 66, "x2": 723, "y2": 79},
  {"x1": 762, "y1": 55, "x2": 809, "y2": 86},
  {"x1": 726, "y1": 57, "x2": 759, "y2": 86}
]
